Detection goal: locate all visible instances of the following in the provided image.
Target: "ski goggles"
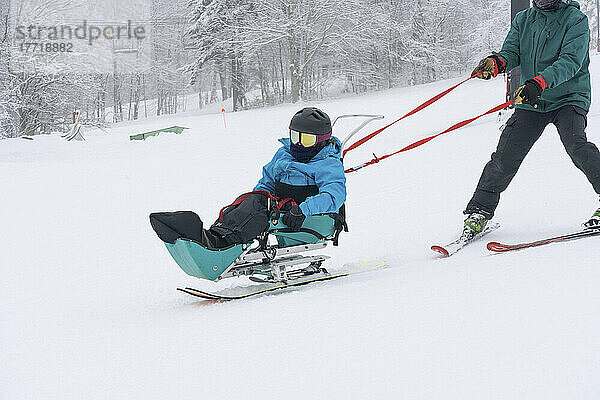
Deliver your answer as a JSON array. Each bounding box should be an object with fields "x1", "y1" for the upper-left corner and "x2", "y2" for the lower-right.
[{"x1": 289, "y1": 130, "x2": 331, "y2": 148}]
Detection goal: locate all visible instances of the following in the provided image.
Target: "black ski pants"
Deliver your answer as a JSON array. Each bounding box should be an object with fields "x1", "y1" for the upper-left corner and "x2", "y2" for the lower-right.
[{"x1": 466, "y1": 106, "x2": 600, "y2": 219}]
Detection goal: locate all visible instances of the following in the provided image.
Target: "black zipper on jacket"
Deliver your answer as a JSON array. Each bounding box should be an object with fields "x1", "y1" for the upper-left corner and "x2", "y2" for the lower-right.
[{"x1": 531, "y1": 31, "x2": 537, "y2": 71}]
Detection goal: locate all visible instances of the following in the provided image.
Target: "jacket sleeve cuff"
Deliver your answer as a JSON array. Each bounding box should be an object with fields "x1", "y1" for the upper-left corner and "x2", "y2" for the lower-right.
[
  {"x1": 299, "y1": 202, "x2": 310, "y2": 216},
  {"x1": 490, "y1": 54, "x2": 507, "y2": 75},
  {"x1": 532, "y1": 75, "x2": 548, "y2": 90}
]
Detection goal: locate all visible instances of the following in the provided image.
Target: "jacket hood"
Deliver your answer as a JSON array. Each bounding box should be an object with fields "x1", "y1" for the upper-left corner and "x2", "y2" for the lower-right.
[{"x1": 279, "y1": 136, "x2": 343, "y2": 161}]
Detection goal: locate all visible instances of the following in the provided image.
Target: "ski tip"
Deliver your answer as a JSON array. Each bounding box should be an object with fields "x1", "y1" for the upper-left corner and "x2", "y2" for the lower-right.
[
  {"x1": 177, "y1": 287, "x2": 220, "y2": 300},
  {"x1": 431, "y1": 245, "x2": 450, "y2": 257},
  {"x1": 486, "y1": 242, "x2": 505, "y2": 252}
]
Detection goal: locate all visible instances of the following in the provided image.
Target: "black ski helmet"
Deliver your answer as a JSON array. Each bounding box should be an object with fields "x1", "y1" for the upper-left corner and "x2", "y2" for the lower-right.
[
  {"x1": 533, "y1": 0, "x2": 560, "y2": 10},
  {"x1": 289, "y1": 107, "x2": 332, "y2": 135}
]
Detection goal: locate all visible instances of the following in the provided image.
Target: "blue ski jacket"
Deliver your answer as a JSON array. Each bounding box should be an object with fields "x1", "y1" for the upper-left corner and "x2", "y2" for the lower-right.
[{"x1": 254, "y1": 137, "x2": 347, "y2": 216}]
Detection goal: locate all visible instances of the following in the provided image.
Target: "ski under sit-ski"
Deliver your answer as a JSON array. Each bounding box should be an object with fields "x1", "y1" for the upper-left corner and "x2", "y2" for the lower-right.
[{"x1": 178, "y1": 260, "x2": 386, "y2": 301}]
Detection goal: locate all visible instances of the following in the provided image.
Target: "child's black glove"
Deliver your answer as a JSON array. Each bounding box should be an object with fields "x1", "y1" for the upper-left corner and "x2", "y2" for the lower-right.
[{"x1": 282, "y1": 205, "x2": 306, "y2": 231}]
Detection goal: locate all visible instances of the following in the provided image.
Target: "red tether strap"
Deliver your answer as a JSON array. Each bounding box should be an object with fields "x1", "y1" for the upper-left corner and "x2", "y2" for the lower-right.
[
  {"x1": 342, "y1": 73, "x2": 481, "y2": 157},
  {"x1": 218, "y1": 190, "x2": 278, "y2": 221},
  {"x1": 345, "y1": 100, "x2": 514, "y2": 173},
  {"x1": 275, "y1": 197, "x2": 297, "y2": 210}
]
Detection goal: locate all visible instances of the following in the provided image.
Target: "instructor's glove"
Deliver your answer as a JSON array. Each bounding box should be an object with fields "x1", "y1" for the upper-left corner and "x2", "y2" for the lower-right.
[
  {"x1": 515, "y1": 77, "x2": 546, "y2": 107},
  {"x1": 281, "y1": 205, "x2": 306, "y2": 231},
  {"x1": 471, "y1": 55, "x2": 506, "y2": 80}
]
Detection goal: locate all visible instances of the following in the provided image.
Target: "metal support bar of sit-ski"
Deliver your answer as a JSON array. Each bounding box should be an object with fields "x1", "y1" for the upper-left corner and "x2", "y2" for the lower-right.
[
  {"x1": 333, "y1": 114, "x2": 385, "y2": 151},
  {"x1": 237, "y1": 242, "x2": 328, "y2": 263}
]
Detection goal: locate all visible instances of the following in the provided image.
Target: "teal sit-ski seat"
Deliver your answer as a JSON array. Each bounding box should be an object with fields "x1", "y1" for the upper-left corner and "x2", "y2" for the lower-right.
[
  {"x1": 269, "y1": 215, "x2": 336, "y2": 247},
  {"x1": 165, "y1": 240, "x2": 245, "y2": 281},
  {"x1": 164, "y1": 215, "x2": 337, "y2": 281}
]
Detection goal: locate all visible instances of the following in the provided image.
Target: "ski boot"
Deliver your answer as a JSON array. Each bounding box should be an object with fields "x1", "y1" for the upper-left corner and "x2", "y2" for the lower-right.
[
  {"x1": 583, "y1": 204, "x2": 600, "y2": 230},
  {"x1": 462, "y1": 213, "x2": 489, "y2": 241}
]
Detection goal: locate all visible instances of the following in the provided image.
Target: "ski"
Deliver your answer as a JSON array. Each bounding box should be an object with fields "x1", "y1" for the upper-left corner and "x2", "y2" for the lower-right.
[
  {"x1": 177, "y1": 288, "x2": 220, "y2": 300},
  {"x1": 487, "y1": 228, "x2": 600, "y2": 253},
  {"x1": 178, "y1": 260, "x2": 386, "y2": 301},
  {"x1": 178, "y1": 273, "x2": 348, "y2": 300},
  {"x1": 431, "y1": 222, "x2": 500, "y2": 257}
]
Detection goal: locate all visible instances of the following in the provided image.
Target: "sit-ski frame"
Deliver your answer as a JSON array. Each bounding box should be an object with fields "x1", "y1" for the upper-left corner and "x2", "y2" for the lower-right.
[{"x1": 214, "y1": 233, "x2": 330, "y2": 282}]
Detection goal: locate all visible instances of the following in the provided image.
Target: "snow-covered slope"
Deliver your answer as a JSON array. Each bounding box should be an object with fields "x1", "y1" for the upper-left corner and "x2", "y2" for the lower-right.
[{"x1": 2, "y1": 58, "x2": 600, "y2": 399}]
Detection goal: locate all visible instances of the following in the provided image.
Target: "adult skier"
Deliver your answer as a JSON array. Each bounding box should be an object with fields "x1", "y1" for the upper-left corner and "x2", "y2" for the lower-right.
[
  {"x1": 465, "y1": 0, "x2": 600, "y2": 239},
  {"x1": 150, "y1": 107, "x2": 346, "y2": 249}
]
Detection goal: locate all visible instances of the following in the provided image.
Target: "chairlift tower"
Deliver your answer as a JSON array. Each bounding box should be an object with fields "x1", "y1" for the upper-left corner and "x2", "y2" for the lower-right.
[
  {"x1": 597, "y1": 0, "x2": 600, "y2": 52},
  {"x1": 507, "y1": 0, "x2": 531, "y2": 101}
]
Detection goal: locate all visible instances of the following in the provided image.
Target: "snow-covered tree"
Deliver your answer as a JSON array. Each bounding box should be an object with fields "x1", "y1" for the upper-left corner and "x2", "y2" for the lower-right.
[
  {"x1": 186, "y1": 0, "x2": 256, "y2": 111},
  {"x1": 0, "y1": 0, "x2": 15, "y2": 138},
  {"x1": 1, "y1": 0, "x2": 519, "y2": 137}
]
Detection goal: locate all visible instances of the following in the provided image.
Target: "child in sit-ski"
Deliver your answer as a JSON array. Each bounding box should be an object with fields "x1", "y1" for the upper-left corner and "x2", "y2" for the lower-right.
[{"x1": 150, "y1": 107, "x2": 346, "y2": 249}]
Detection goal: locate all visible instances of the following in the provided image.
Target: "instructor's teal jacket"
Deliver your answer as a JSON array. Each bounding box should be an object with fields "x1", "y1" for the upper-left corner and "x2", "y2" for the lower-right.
[{"x1": 496, "y1": 0, "x2": 591, "y2": 112}]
